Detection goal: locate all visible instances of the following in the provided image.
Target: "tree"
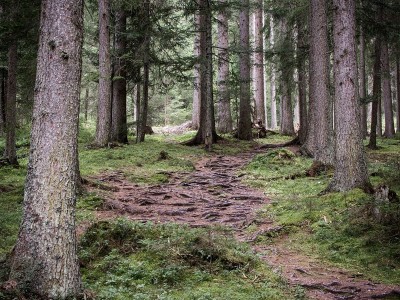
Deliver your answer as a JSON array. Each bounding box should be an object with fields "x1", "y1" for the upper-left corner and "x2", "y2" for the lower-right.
[
  {"x1": 238, "y1": 0, "x2": 252, "y2": 140},
  {"x1": 95, "y1": 0, "x2": 111, "y2": 147},
  {"x1": 302, "y1": 0, "x2": 333, "y2": 164},
  {"x1": 111, "y1": 9, "x2": 128, "y2": 144},
  {"x1": 252, "y1": 0, "x2": 265, "y2": 125},
  {"x1": 359, "y1": 24, "x2": 368, "y2": 138},
  {"x1": 9, "y1": 0, "x2": 84, "y2": 297},
  {"x1": 296, "y1": 19, "x2": 307, "y2": 144},
  {"x1": 381, "y1": 40, "x2": 395, "y2": 137},
  {"x1": 397, "y1": 56, "x2": 400, "y2": 133},
  {"x1": 269, "y1": 15, "x2": 277, "y2": 129},
  {"x1": 216, "y1": 0, "x2": 232, "y2": 133},
  {"x1": 328, "y1": 0, "x2": 370, "y2": 192},
  {"x1": 192, "y1": 11, "x2": 201, "y2": 130}
]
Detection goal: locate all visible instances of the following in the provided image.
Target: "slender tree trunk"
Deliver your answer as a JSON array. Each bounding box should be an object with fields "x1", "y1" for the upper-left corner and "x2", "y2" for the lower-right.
[
  {"x1": 368, "y1": 37, "x2": 382, "y2": 149},
  {"x1": 269, "y1": 16, "x2": 277, "y2": 129},
  {"x1": 111, "y1": 10, "x2": 128, "y2": 143},
  {"x1": 359, "y1": 25, "x2": 368, "y2": 138},
  {"x1": 135, "y1": 69, "x2": 141, "y2": 143},
  {"x1": 216, "y1": 0, "x2": 232, "y2": 133},
  {"x1": 302, "y1": 0, "x2": 333, "y2": 164},
  {"x1": 381, "y1": 40, "x2": 395, "y2": 137},
  {"x1": 192, "y1": 11, "x2": 201, "y2": 129},
  {"x1": 0, "y1": 69, "x2": 6, "y2": 135},
  {"x1": 297, "y1": 20, "x2": 307, "y2": 144},
  {"x1": 95, "y1": 0, "x2": 111, "y2": 147},
  {"x1": 329, "y1": 0, "x2": 370, "y2": 192},
  {"x1": 252, "y1": 0, "x2": 265, "y2": 125},
  {"x1": 10, "y1": 0, "x2": 84, "y2": 297},
  {"x1": 5, "y1": 40, "x2": 18, "y2": 165},
  {"x1": 84, "y1": 88, "x2": 89, "y2": 122},
  {"x1": 238, "y1": 0, "x2": 252, "y2": 140},
  {"x1": 397, "y1": 56, "x2": 400, "y2": 133}
]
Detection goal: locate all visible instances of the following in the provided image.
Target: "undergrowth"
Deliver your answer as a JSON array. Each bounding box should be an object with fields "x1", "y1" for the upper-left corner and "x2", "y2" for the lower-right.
[{"x1": 246, "y1": 138, "x2": 400, "y2": 284}]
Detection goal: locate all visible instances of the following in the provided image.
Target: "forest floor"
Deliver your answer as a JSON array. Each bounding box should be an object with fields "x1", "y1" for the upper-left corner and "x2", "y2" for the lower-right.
[{"x1": 84, "y1": 145, "x2": 400, "y2": 300}]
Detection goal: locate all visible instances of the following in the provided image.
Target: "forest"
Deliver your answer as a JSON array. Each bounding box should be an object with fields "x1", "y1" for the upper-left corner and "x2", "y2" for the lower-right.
[{"x1": 0, "y1": 0, "x2": 400, "y2": 299}]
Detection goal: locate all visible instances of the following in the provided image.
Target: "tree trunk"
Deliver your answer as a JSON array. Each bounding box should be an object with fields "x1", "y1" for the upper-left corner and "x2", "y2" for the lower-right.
[
  {"x1": 84, "y1": 88, "x2": 89, "y2": 122},
  {"x1": 216, "y1": 0, "x2": 232, "y2": 133},
  {"x1": 5, "y1": 40, "x2": 18, "y2": 165},
  {"x1": 297, "y1": 20, "x2": 307, "y2": 144},
  {"x1": 368, "y1": 36, "x2": 382, "y2": 149},
  {"x1": 95, "y1": 0, "x2": 111, "y2": 147},
  {"x1": 381, "y1": 40, "x2": 395, "y2": 137},
  {"x1": 252, "y1": 0, "x2": 265, "y2": 125},
  {"x1": 111, "y1": 9, "x2": 128, "y2": 143},
  {"x1": 10, "y1": 0, "x2": 84, "y2": 297},
  {"x1": 279, "y1": 19, "x2": 294, "y2": 136},
  {"x1": 238, "y1": 0, "x2": 252, "y2": 140},
  {"x1": 302, "y1": 0, "x2": 333, "y2": 164},
  {"x1": 135, "y1": 69, "x2": 141, "y2": 142},
  {"x1": 397, "y1": 56, "x2": 400, "y2": 133},
  {"x1": 0, "y1": 69, "x2": 6, "y2": 135},
  {"x1": 269, "y1": 15, "x2": 277, "y2": 129},
  {"x1": 192, "y1": 11, "x2": 201, "y2": 130},
  {"x1": 329, "y1": 0, "x2": 370, "y2": 192},
  {"x1": 359, "y1": 25, "x2": 368, "y2": 138}
]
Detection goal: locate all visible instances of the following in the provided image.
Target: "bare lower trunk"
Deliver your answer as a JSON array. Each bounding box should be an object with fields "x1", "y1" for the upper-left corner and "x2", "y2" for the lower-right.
[
  {"x1": 397, "y1": 56, "x2": 400, "y2": 133},
  {"x1": 216, "y1": 0, "x2": 232, "y2": 133},
  {"x1": 0, "y1": 69, "x2": 6, "y2": 134},
  {"x1": 297, "y1": 21, "x2": 307, "y2": 144},
  {"x1": 329, "y1": 0, "x2": 370, "y2": 192},
  {"x1": 269, "y1": 16, "x2": 277, "y2": 129},
  {"x1": 95, "y1": 0, "x2": 111, "y2": 146},
  {"x1": 368, "y1": 37, "x2": 381, "y2": 149},
  {"x1": 84, "y1": 88, "x2": 89, "y2": 122},
  {"x1": 192, "y1": 12, "x2": 201, "y2": 129},
  {"x1": 10, "y1": 0, "x2": 84, "y2": 297},
  {"x1": 280, "y1": 75, "x2": 295, "y2": 135},
  {"x1": 359, "y1": 25, "x2": 367, "y2": 138},
  {"x1": 252, "y1": 0, "x2": 265, "y2": 124},
  {"x1": 381, "y1": 40, "x2": 395, "y2": 137},
  {"x1": 5, "y1": 41, "x2": 18, "y2": 165},
  {"x1": 238, "y1": 0, "x2": 252, "y2": 140},
  {"x1": 303, "y1": 0, "x2": 333, "y2": 164}
]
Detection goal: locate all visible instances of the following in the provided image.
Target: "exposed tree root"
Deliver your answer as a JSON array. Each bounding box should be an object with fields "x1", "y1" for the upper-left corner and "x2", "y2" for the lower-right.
[
  {"x1": 258, "y1": 136, "x2": 300, "y2": 149},
  {"x1": 181, "y1": 130, "x2": 222, "y2": 148}
]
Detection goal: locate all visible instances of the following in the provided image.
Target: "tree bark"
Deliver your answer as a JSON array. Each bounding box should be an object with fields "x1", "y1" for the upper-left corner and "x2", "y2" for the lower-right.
[
  {"x1": 111, "y1": 9, "x2": 128, "y2": 143},
  {"x1": 216, "y1": 0, "x2": 232, "y2": 133},
  {"x1": 302, "y1": 0, "x2": 333, "y2": 164},
  {"x1": 10, "y1": 0, "x2": 84, "y2": 297},
  {"x1": 359, "y1": 25, "x2": 368, "y2": 138},
  {"x1": 238, "y1": 0, "x2": 252, "y2": 140},
  {"x1": 297, "y1": 20, "x2": 307, "y2": 144},
  {"x1": 397, "y1": 56, "x2": 400, "y2": 133},
  {"x1": 192, "y1": 11, "x2": 201, "y2": 130},
  {"x1": 95, "y1": 0, "x2": 111, "y2": 147},
  {"x1": 329, "y1": 0, "x2": 370, "y2": 192},
  {"x1": 5, "y1": 40, "x2": 18, "y2": 165},
  {"x1": 269, "y1": 15, "x2": 277, "y2": 129},
  {"x1": 368, "y1": 36, "x2": 382, "y2": 149},
  {"x1": 381, "y1": 40, "x2": 395, "y2": 137},
  {"x1": 252, "y1": 0, "x2": 265, "y2": 125},
  {"x1": 84, "y1": 88, "x2": 89, "y2": 122}
]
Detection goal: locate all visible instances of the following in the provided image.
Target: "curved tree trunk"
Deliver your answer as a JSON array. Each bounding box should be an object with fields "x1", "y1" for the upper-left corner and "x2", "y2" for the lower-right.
[
  {"x1": 381, "y1": 40, "x2": 395, "y2": 137},
  {"x1": 111, "y1": 9, "x2": 128, "y2": 144},
  {"x1": 302, "y1": 0, "x2": 333, "y2": 164},
  {"x1": 238, "y1": 0, "x2": 252, "y2": 140},
  {"x1": 95, "y1": 0, "x2": 111, "y2": 147},
  {"x1": 252, "y1": 0, "x2": 265, "y2": 125},
  {"x1": 216, "y1": 0, "x2": 232, "y2": 133},
  {"x1": 5, "y1": 40, "x2": 18, "y2": 165},
  {"x1": 10, "y1": 0, "x2": 84, "y2": 297},
  {"x1": 329, "y1": 0, "x2": 370, "y2": 192}
]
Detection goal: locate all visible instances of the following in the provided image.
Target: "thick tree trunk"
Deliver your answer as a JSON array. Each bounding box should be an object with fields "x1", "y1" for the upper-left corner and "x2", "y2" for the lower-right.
[
  {"x1": 381, "y1": 40, "x2": 395, "y2": 137},
  {"x1": 9, "y1": 0, "x2": 84, "y2": 297},
  {"x1": 397, "y1": 56, "x2": 400, "y2": 133},
  {"x1": 111, "y1": 10, "x2": 128, "y2": 143},
  {"x1": 329, "y1": 0, "x2": 370, "y2": 192},
  {"x1": 359, "y1": 25, "x2": 368, "y2": 138},
  {"x1": 302, "y1": 0, "x2": 333, "y2": 164},
  {"x1": 252, "y1": 0, "x2": 265, "y2": 125},
  {"x1": 5, "y1": 41, "x2": 18, "y2": 165},
  {"x1": 368, "y1": 36, "x2": 382, "y2": 149},
  {"x1": 269, "y1": 16, "x2": 277, "y2": 129},
  {"x1": 216, "y1": 0, "x2": 232, "y2": 133},
  {"x1": 297, "y1": 20, "x2": 307, "y2": 144},
  {"x1": 95, "y1": 0, "x2": 111, "y2": 147},
  {"x1": 192, "y1": 11, "x2": 201, "y2": 130},
  {"x1": 238, "y1": 0, "x2": 252, "y2": 140}
]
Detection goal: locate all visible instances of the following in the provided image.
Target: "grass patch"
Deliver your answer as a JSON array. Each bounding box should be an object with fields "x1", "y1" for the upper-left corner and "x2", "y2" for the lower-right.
[{"x1": 79, "y1": 219, "x2": 298, "y2": 300}]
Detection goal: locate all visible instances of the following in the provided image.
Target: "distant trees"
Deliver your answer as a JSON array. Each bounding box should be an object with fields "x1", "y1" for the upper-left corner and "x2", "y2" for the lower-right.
[{"x1": 9, "y1": 0, "x2": 84, "y2": 297}]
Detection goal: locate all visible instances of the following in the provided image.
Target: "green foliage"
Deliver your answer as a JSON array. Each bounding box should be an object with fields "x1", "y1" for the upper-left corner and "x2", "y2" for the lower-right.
[{"x1": 79, "y1": 219, "x2": 295, "y2": 300}]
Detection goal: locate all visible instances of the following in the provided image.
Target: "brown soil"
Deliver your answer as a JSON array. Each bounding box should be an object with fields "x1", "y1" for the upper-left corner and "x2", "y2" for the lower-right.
[{"x1": 84, "y1": 147, "x2": 400, "y2": 300}]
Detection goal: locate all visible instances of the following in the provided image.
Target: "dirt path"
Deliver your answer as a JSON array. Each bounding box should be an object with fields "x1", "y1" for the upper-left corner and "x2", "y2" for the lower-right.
[{"x1": 86, "y1": 148, "x2": 400, "y2": 300}]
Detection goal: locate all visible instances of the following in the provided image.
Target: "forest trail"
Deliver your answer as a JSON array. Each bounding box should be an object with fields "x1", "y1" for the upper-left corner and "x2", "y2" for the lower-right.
[{"x1": 85, "y1": 147, "x2": 400, "y2": 300}]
